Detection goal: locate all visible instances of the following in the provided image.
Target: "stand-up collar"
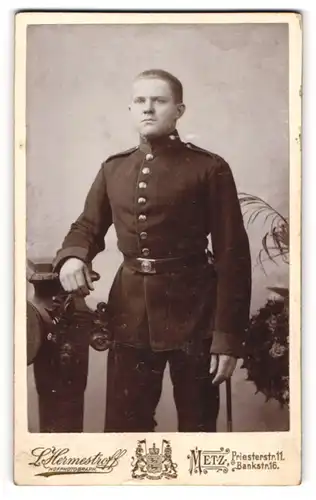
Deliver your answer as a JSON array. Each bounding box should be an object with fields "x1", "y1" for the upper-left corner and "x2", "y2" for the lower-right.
[{"x1": 139, "y1": 130, "x2": 183, "y2": 154}]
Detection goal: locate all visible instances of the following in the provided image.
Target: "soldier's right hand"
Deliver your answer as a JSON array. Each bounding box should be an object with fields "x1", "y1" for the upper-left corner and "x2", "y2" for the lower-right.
[{"x1": 59, "y1": 258, "x2": 94, "y2": 296}]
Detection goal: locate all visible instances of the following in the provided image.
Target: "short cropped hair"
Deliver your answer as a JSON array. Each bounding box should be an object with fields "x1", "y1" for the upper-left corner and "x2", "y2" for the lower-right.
[{"x1": 135, "y1": 69, "x2": 183, "y2": 103}]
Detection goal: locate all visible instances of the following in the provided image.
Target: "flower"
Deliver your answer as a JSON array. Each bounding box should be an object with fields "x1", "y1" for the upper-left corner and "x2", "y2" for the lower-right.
[
  {"x1": 269, "y1": 342, "x2": 286, "y2": 358},
  {"x1": 241, "y1": 296, "x2": 289, "y2": 407}
]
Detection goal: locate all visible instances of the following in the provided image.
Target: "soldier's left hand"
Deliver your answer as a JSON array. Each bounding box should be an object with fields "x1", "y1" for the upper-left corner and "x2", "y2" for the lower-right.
[{"x1": 210, "y1": 354, "x2": 237, "y2": 385}]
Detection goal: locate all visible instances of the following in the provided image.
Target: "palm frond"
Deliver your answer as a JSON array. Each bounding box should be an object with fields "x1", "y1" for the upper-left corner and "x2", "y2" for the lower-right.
[
  {"x1": 238, "y1": 192, "x2": 288, "y2": 224},
  {"x1": 256, "y1": 250, "x2": 289, "y2": 268},
  {"x1": 248, "y1": 207, "x2": 268, "y2": 226},
  {"x1": 238, "y1": 192, "x2": 289, "y2": 271}
]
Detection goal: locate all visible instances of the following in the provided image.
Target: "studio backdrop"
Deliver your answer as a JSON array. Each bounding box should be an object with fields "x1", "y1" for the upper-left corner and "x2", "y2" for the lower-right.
[{"x1": 26, "y1": 22, "x2": 289, "y2": 432}]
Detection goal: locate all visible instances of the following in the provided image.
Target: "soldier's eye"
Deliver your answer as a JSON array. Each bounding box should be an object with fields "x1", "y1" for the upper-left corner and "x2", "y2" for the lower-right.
[{"x1": 134, "y1": 97, "x2": 145, "y2": 104}]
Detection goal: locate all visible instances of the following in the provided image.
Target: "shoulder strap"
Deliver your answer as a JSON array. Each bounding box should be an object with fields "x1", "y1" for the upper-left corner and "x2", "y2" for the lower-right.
[
  {"x1": 185, "y1": 142, "x2": 213, "y2": 156},
  {"x1": 185, "y1": 142, "x2": 226, "y2": 166},
  {"x1": 105, "y1": 146, "x2": 138, "y2": 162}
]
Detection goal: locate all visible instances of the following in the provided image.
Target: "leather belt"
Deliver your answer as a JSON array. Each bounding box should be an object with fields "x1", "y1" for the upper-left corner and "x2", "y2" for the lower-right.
[{"x1": 123, "y1": 252, "x2": 208, "y2": 275}]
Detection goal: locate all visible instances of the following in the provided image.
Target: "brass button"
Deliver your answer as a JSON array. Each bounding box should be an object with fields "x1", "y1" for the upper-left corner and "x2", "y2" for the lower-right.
[
  {"x1": 139, "y1": 181, "x2": 147, "y2": 189},
  {"x1": 138, "y1": 214, "x2": 147, "y2": 221},
  {"x1": 142, "y1": 248, "x2": 150, "y2": 257},
  {"x1": 145, "y1": 153, "x2": 154, "y2": 161},
  {"x1": 138, "y1": 197, "x2": 146, "y2": 205},
  {"x1": 142, "y1": 167, "x2": 151, "y2": 175},
  {"x1": 140, "y1": 231, "x2": 148, "y2": 240}
]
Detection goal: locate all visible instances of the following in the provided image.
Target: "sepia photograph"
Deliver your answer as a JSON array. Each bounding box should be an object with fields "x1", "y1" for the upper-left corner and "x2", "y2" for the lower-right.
[{"x1": 14, "y1": 11, "x2": 301, "y2": 485}]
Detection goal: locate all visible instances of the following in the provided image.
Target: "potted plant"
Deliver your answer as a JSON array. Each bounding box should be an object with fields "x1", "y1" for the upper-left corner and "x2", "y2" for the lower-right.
[{"x1": 238, "y1": 193, "x2": 290, "y2": 407}]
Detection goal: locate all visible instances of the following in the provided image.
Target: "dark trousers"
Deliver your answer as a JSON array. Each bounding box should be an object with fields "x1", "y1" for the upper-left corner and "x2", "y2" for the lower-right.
[{"x1": 104, "y1": 339, "x2": 219, "y2": 432}]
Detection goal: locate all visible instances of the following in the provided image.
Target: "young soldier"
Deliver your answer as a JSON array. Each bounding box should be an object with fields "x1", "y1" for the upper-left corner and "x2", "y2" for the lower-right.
[{"x1": 53, "y1": 69, "x2": 252, "y2": 432}]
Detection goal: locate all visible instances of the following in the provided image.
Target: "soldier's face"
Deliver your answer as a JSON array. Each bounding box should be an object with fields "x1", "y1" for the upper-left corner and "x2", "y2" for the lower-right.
[{"x1": 130, "y1": 78, "x2": 185, "y2": 138}]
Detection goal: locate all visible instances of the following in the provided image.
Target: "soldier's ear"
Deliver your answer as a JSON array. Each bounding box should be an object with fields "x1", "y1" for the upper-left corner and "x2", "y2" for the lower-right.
[{"x1": 176, "y1": 103, "x2": 186, "y2": 119}]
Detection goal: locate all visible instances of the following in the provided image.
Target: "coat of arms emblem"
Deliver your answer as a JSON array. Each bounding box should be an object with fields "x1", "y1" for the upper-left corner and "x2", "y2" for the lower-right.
[{"x1": 131, "y1": 439, "x2": 177, "y2": 480}]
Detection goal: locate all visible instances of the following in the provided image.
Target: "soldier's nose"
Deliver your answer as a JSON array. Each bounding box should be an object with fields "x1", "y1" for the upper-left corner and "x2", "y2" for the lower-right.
[{"x1": 143, "y1": 100, "x2": 154, "y2": 113}]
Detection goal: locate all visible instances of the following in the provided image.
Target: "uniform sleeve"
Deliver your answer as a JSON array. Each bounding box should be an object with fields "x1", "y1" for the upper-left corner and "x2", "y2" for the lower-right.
[
  {"x1": 52, "y1": 163, "x2": 112, "y2": 272},
  {"x1": 206, "y1": 157, "x2": 252, "y2": 358}
]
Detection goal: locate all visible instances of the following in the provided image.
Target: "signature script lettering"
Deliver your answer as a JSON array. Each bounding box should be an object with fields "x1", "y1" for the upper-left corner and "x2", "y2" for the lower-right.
[{"x1": 29, "y1": 447, "x2": 127, "y2": 474}]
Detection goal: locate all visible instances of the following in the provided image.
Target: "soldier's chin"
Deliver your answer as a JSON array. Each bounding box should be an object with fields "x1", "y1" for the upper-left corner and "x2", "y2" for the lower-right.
[{"x1": 140, "y1": 122, "x2": 162, "y2": 137}]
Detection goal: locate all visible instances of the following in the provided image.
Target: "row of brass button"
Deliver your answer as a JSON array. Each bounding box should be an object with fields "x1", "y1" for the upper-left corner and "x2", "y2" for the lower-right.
[{"x1": 138, "y1": 154, "x2": 153, "y2": 257}]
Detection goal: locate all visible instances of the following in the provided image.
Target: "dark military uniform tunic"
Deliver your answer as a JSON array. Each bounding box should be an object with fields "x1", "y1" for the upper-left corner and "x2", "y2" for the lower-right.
[
  {"x1": 53, "y1": 131, "x2": 251, "y2": 432},
  {"x1": 53, "y1": 130, "x2": 251, "y2": 356}
]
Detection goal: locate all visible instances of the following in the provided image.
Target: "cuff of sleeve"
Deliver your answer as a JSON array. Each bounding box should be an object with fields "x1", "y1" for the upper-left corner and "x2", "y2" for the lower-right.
[
  {"x1": 210, "y1": 330, "x2": 244, "y2": 358},
  {"x1": 52, "y1": 246, "x2": 89, "y2": 273}
]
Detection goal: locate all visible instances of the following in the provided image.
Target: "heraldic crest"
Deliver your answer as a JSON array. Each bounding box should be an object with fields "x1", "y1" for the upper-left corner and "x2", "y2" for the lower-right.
[{"x1": 131, "y1": 439, "x2": 178, "y2": 480}]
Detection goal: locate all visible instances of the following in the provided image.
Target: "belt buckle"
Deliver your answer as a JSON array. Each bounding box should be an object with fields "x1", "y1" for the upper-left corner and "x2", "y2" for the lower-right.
[{"x1": 137, "y1": 258, "x2": 156, "y2": 274}]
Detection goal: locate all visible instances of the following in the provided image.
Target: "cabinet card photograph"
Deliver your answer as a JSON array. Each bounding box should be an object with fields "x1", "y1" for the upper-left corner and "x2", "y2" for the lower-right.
[{"x1": 14, "y1": 11, "x2": 302, "y2": 485}]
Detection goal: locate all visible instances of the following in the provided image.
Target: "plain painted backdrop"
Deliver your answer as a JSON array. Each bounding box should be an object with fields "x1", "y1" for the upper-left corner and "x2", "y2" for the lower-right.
[{"x1": 26, "y1": 22, "x2": 289, "y2": 432}]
